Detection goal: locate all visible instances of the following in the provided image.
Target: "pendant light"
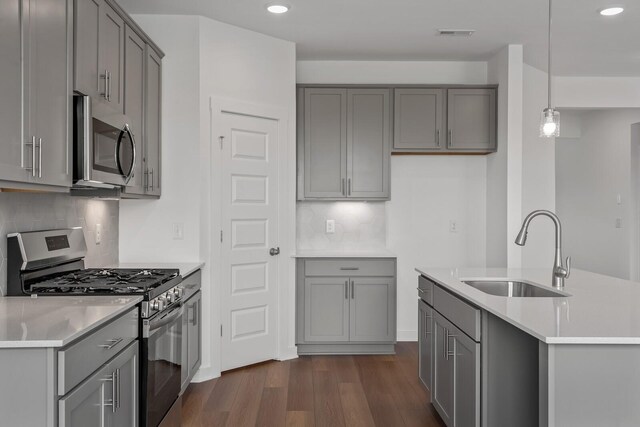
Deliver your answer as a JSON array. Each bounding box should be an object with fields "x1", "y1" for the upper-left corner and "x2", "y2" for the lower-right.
[{"x1": 540, "y1": 0, "x2": 560, "y2": 137}]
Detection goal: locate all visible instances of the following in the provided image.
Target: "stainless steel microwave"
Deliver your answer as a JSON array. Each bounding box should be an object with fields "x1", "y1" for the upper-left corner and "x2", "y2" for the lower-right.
[{"x1": 73, "y1": 95, "x2": 137, "y2": 188}]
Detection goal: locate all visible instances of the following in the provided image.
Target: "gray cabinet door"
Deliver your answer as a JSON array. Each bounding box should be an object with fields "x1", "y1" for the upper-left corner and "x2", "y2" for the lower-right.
[
  {"x1": 0, "y1": 0, "x2": 33, "y2": 183},
  {"x1": 188, "y1": 291, "x2": 202, "y2": 377},
  {"x1": 99, "y1": 2, "x2": 124, "y2": 114},
  {"x1": 123, "y1": 25, "x2": 146, "y2": 195},
  {"x1": 394, "y1": 88, "x2": 444, "y2": 151},
  {"x1": 110, "y1": 342, "x2": 139, "y2": 427},
  {"x1": 25, "y1": 0, "x2": 72, "y2": 187},
  {"x1": 304, "y1": 277, "x2": 350, "y2": 342},
  {"x1": 73, "y1": 0, "x2": 101, "y2": 98},
  {"x1": 349, "y1": 277, "x2": 395, "y2": 342},
  {"x1": 303, "y1": 88, "x2": 347, "y2": 199},
  {"x1": 452, "y1": 328, "x2": 480, "y2": 427},
  {"x1": 346, "y1": 89, "x2": 390, "y2": 199},
  {"x1": 432, "y1": 311, "x2": 455, "y2": 426},
  {"x1": 144, "y1": 47, "x2": 162, "y2": 196},
  {"x1": 447, "y1": 88, "x2": 496, "y2": 152},
  {"x1": 418, "y1": 299, "x2": 433, "y2": 394}
]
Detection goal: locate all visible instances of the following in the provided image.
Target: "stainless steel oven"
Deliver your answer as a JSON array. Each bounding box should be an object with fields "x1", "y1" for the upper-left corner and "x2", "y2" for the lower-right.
[
  {"x1": 142, "y1": 302, "x2": 183, "y2": 427},
  {"x1": 73, "y1": 94, "x2": 137, "y2": 188}
]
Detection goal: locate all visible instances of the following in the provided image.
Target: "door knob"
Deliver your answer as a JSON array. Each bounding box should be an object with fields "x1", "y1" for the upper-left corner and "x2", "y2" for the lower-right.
[{"x1": 269, "y1": 247, "x2": 280, "y2": 256}]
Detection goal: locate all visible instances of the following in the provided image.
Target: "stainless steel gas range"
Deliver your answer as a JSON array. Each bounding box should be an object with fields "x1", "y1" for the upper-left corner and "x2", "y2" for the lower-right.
[{"x1": 6, "y1": 227, "x2": 195, "y2": 427}]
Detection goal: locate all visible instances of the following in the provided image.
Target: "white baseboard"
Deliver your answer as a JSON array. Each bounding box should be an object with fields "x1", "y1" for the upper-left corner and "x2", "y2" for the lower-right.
[
  {"x1": 191, "y1": 365, "x2": 220, "y2": 383},
  {"x1": 278, "y1": 346, "x2": 298, "y2": 361},
  {"x1": 397, "y1": 329, "x2": 418, "y2": 341}
]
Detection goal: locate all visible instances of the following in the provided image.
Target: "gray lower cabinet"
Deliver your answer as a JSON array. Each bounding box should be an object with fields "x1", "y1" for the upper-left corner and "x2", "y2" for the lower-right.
[
  {"x1": 60, "y1": 341, "x2": 138, "y2": 427},
  {"x1": 297, "y1": 258, "x2": 397, "y2": 354},
  {"x1": 0, "y1": 0, "x2": 71, "y2": 188},
  {"x1": 394, "y1": 88, "x2": 444, "y2": 151},
  {"x1": 298, "y1": 88, "x2": 391, "y2": 201},
  {"x1": 418, "y1": 299, "x2": 433, "y2": 393},
  {"x1": 181, "y1": 289, "x2": 202, "y2": 394},
  {"x1": 447, "y1": 88, "x2": 496, "y2": 152}
]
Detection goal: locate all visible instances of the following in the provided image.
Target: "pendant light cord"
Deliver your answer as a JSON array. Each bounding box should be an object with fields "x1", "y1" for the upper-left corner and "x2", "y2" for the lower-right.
[{"x1": 548, "y1": 0, "x2": 552, "y2": 109}]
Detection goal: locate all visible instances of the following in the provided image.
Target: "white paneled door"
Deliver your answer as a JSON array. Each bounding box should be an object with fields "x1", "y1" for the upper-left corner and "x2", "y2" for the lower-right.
[{"x1": 220, "y1": 112, "x2": 280, "y2": 371}]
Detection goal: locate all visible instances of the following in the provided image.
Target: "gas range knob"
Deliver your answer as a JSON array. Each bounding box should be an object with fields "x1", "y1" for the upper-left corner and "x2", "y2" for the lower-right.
[
  {"x1": 166, "y1": 291, "x2": 176, "y2": 304},
  {"x1": 175, "y1": 286, "x2": 184, "y2": 298},
  {"x1": 151, "y1": 298, "x2": 163, "y2": 311}
]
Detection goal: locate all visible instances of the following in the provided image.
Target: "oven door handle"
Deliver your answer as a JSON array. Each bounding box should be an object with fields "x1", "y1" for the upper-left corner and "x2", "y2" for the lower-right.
[{"x1": 145, "y1": 304, "x2": 183, "y2": 335}]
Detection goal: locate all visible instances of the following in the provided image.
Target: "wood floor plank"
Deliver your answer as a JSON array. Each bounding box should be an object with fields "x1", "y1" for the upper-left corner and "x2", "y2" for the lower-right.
[
  {"x1": 265, "y1": 360, "x2": 291, "y2": 388},
  {"x1": 286, "y1": 411, "x2": 315, "y2": 427},
  {"x1": 226, "y1": 368, "x2": 268, "y2": 427},
  {"x1": 255, "y1": 387, "x2": 288, "y2": 427},
  {"x1": 287, "y1": 357, "x2": 315, "y2": 411},
  {"x1": 338, "y1": 382, "x2": 376, "y2": 427},
  {"x1": 312, "y1": 370, "x2": 346, "y2": 427},
  {"x1": 184, "y1": 343, "x2": 445, "y2": 427}
]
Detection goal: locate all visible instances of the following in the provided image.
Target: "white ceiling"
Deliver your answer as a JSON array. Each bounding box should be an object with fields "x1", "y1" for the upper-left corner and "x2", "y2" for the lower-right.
[{"x1": 117, "y1": 0, "x2": 640, "y2": 76}]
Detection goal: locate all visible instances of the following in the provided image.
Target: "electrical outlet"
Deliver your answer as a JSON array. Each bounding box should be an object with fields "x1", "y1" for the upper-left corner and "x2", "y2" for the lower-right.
[
  {"x1": 326, "y1": 219, "x2": 336, "y2": 234},
  {"x1": 173, "y1": 223, "x2": 184, "y2": 240},
  {"x1": 449, "y1": 220, "x2": 458, "y2": 233},
  {"x1": 95, "y1": 223, "x2": 102, "y2": 244}
]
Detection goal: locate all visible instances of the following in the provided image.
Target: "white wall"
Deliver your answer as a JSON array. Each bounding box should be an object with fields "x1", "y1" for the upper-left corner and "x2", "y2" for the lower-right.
[
  {"x1": 119, "y1": 14, "x2": 296, "y2": 381},
  {"x1": 296, "y1": 60, "x2": 489, "y2": 340},
  {"x1": 556, "y1": 109, "x2": 640, "y2": 279},
  {"x1": 556, "y1": 77, "x2": 640, "y2": 109},
  {"x1": 297, "y1": 60, "x2": 488, "y2": 84},
  {"x1": 387, "y1": 156, "x2": 487, "y2": 339}
]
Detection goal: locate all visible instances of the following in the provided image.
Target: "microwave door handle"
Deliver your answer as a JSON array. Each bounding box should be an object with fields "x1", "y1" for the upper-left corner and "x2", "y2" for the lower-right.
[
  {"x1": 115, "y1": 129, "x2": 124, "y2": 176},
  {"x1": 123, "y1": 125, "x2": 136, "y2": 184}
]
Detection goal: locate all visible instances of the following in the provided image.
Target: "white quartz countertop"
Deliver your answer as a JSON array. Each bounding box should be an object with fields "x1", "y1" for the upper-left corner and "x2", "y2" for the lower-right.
[
  {"x1": 416, "y1": 267, "x2": 640, "y2": 345},
  {"x1": 108, "y1": 262, "x2": 204, "y2": 278},
  {"x1": 293, "y1": 249, "x2": 396, "y2": 258},
  {"x1": 0, "y1": 296, "x2": 142, "y2": 348}
]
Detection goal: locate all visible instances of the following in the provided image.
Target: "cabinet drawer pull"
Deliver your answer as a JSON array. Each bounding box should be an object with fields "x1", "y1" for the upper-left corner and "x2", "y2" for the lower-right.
[
  {"x1": 340, "y1": 267, "x2": 359, "y2": 271},
  {"x1": 98, "y1": 337, "x2": 123, "y2": 350}
]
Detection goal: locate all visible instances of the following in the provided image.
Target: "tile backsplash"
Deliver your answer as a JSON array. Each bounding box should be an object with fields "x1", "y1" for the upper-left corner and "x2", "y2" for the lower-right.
[
  {"x1": 297, "y1": 201, "x2": 386, "y2": 251},
  {"x1": 0, "y1": 193, "x2": 119, "y2": 295}
]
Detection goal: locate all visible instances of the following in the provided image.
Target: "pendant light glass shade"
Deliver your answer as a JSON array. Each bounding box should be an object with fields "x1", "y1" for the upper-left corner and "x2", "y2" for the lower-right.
[{"x1": 540, "y1": 107, "x2": 560, "y2": 137}]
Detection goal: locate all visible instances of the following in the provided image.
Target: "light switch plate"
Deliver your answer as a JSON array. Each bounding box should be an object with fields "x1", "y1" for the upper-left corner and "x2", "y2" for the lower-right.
[
  {"x1": 173, "y1": 223, "x2": 184, "y2": 240},
  {"x1": 95, "y1": 223, "x2": 102, "y2": 244},
  {"x1": 326, "y1": 219, "x2": 335, "y2": 234}
]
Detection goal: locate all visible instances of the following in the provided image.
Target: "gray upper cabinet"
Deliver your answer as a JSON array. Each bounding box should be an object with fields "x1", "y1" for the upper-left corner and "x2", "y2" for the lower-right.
[
  {"x1": 347, "y1": 89, "x2": 390, "y2": 199},
  {"x1": 144, "y1": 48, "x2": 162, "y2": 197},
  {"x1": 122, "y1": 25, "x2": 145, "y2": 195},
  {"x1": 298, "y1": 87, "x2": 390, "y2": 201},
  {"x1": 349, "y1": 277, "x2": 395, "y2": 342},
  {"x1": 304, "y1": 277, "x2": 350, "y2": 342},
  {"x1": 0, "y1": 0, "x2": 71, "y2": 188},
  {"x1": 303, "y1": 88, "x2": 347, "y2": 199},
  {"x1": 74, "y1": 0, "x2": 124, "y2": 114},
  {"x1": 447, "y1": 88, "x2": 496, "y2": 152},
  {"x1": 394, "y1": 88, "x2": 444, "y2": 151}
]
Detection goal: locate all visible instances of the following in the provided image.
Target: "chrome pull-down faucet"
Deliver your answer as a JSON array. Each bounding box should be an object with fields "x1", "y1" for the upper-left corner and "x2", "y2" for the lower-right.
[{"x1": 515, "y1": 210, "x2": 571, "y2": 288}]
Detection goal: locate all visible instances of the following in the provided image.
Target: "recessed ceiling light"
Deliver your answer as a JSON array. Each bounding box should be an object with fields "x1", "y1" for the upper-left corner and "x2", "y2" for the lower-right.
[
  {"x1": 599, "y1": 6, "x2": 624, "y2": 16},
  {"x1": 266, "y1": 4, "x2": 290, "y2": 14}
]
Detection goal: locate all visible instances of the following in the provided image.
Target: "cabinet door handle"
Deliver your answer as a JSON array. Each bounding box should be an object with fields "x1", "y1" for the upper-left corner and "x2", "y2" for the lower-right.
[
  {"x1": 445, "y1": 329, "x2": 457, "y2": 360},
  {"x1": 347, "y1": 178, "x2": 352, "y2": 196},
  {"x1": 149, "y1": 168, "x2": 154, "y2": 191},
  {"x1": 425, "y1": 313, "x2": 432, "y2": 336},
  {"x1": 26, "y1": 136, "x2": 36, "y2": 176},
  {"x1": 37, "y1": 138, "x2": 42, "y2": 178},
  {"x1": 101, "y1": 70, "x2": 108, "y2": 99},
  {"x1": 436, "y1": 129, "x2": 440, "y2": 147},
  {"x1": 107, "y1": 71, "x2": 112, "y2": 101},
  {"x1": 351, "y1": 280, "x2": 355, "y2": 299},
  {"x1": 102, "y1": 371, "x2": 117, "y2": 413},
  {"x1": 116, "y1": 368, "x2": 121, "y2": 409},
  {"x1": 345, "y1": 280, "x2": 349, "y2": 299},
  {"x1": 98, "y1": 337, "x2": 123, "y2": 350},
  {"x1": 448, "y1": 129, "x2": 453, "y2": 148},
  {"x1": 342, "y1": 178, "x2": 345, "y2": 196}
]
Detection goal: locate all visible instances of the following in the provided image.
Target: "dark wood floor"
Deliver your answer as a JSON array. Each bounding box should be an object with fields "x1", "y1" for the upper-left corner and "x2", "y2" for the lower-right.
[{"x1": 181, "y1": 342, "x2": 445, "y2": 427}]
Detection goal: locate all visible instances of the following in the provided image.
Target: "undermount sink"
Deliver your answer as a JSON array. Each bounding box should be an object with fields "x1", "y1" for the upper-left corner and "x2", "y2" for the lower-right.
[{"x1": 462, "y1": 280, "x2": 569, "y2": 298}]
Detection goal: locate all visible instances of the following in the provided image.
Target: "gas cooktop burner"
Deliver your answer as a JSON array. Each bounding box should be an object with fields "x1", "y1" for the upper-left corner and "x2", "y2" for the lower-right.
[{"x1": 28, "y1": 268, "x2": 179, "y2": 295}]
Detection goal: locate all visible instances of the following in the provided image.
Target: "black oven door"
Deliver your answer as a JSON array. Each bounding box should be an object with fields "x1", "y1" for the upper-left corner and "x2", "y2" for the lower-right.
[{"x1": 142, "y1": 304, "x2": 183, "y2": 427}]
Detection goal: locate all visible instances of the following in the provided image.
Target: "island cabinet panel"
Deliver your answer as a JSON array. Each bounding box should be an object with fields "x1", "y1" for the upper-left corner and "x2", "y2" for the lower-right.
[
  {"x1": 297, "y1": 258, "x2": 397, "y2": 354},
  {"x1": 418, "y1": 299, "x2": 434, "y2": 394},
  {"x1": 393, "y1": 88, "x2": 444, "y2": 151},
  {"x1": 433, "y1": 311, "x2": 455, "y2": 425}
]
